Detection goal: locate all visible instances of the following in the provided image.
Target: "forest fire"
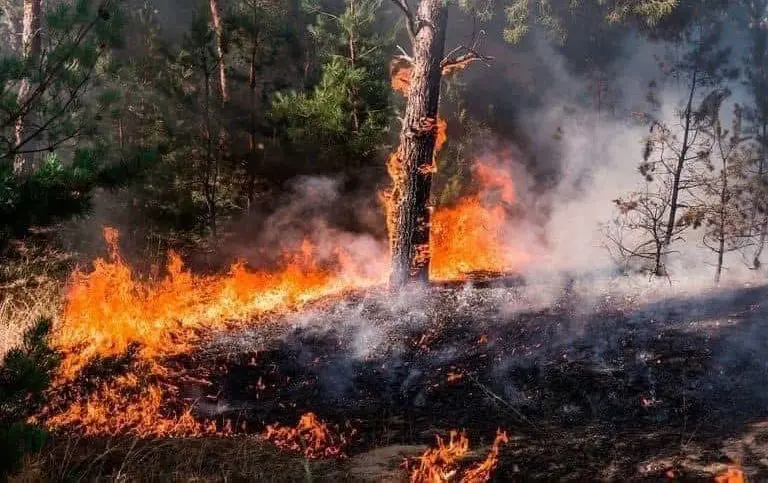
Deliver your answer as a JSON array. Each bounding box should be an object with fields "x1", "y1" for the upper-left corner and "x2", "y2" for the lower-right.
[
  {"x1": 39, "y1": 53, "x2": 526, "y2": 461},
  {"x1": 406, "y1": 430, "x2": 509, "y2": 482}
]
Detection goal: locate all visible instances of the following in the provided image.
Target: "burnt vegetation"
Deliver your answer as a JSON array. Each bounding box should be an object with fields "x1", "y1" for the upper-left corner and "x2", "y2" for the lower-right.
[{"x1": 1, "y1": 0, "x2": 768, "y2": 481}]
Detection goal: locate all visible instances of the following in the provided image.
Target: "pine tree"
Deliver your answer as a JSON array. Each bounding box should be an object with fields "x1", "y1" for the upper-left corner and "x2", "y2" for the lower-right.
[
  {"x1": 270, "y1": 0, "x2": 392, "y2": 173},
  {"x1": 740, "y1": 0, "x2": 768, "y2": 268},
  {"x1": 606, "y1": 18, "x2": 737, "y2": 276},
  {"x1": 0, "y1": 317, "x2": 59, "y2": 478},
  {"x1": 0, "y1": 0, "x2": 154, "y2": 246},
  {"x1": 688, "y1": 105, "x2": 753, "y2": 283}
]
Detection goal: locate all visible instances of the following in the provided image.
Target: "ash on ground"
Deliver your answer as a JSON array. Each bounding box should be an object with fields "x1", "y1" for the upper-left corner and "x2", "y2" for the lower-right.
[{"x1": 182, "y1": 278, "x2": 768, "y2": 481}]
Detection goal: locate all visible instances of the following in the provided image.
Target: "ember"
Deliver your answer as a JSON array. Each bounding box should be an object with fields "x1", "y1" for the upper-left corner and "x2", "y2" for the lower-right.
[{"x1": 714, "y1": 465, "x2": 745, "y2": 483}]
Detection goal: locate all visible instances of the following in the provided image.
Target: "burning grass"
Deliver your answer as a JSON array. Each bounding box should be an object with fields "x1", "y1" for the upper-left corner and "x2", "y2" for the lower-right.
[
  {"x1": 8, "y1": 55, "x2": 766, "y2": 482},
  {"x1": 404, "y1": 430, "x2": 509, "y2": 483},
  {"x1": 263, "y1": 412, "x2": 357, "y2": 459},
  {"x1": 14, "y1": 277, "x2": 768, "y2": 480}
]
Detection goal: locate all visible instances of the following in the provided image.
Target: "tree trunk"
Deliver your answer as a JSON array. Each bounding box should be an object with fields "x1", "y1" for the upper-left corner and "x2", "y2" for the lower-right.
[
  {"x1": 203, "y1": 69, "x2": 218, "y2": 238},
  {"x1": 347, "y1": 0, "x2": 360, "y2": 133},
  {"x1": 209, "y1": 0, "x2": 228, "y2": 103},
  {"x1": 752, "y1": 120, "x2": 768, "y2": 269},
  {"x1": 663, "y1": 68, "x2": 697, "y2": 249},
  {"x1": 13, "y1": 0, "x2": 42, "y2": 175},
  {"x1": 246, "y1": 21, "x2": 262, "y2": 212},
  {"x1": 715, "y1": 157, "x2": 727, "y2": 285},
  {"x1": 389, "y1": 0, "x2": 447, "y2": 288}
]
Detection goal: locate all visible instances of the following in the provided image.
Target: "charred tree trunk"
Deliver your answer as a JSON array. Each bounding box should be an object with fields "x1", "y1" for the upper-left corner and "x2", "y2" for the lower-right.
[
  {"x1": 389, "y1": 0, "x2": 447, "y2": 288},
  {"x1": 209, "y1": 0, "x2": 228, "y2": 104},
  {"x1": 13, "y1": 0, "x2": 42, "y2": 175}
]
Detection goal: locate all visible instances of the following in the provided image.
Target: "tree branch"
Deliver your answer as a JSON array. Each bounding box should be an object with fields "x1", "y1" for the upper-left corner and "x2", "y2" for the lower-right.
[
  {"x1": 391, "y1": 0, "x2": 416, "y2": 44},
  {"x1": 439, "y1": 31, "x2": 494, "y2": 76}
]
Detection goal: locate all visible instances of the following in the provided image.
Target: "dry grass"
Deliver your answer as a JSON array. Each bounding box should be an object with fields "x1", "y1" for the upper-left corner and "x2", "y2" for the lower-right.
[
  {"x1": 10, "y1": 435, "x2": 363, "y2": 482},
  {"x1": 0, "y1": 233, "x2": 73, "y2": 358}
]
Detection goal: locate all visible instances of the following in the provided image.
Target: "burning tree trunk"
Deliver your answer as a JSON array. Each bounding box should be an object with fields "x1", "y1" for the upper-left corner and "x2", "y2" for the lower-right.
[
  {"x1": 13, "y1": 0, "x2": 42, "y2": 175},
  {"x1": 389, "y1": 0, "x2": 447, "y2": 288}
]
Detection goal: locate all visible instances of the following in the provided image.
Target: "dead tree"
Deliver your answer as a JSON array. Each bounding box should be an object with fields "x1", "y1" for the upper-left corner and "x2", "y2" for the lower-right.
[
  {"x1": 388, "y1": 0, "x2": 490, "y2": 288},
  {"x1": 606, "y1": 188, "x2": 681, "y2": 276}
]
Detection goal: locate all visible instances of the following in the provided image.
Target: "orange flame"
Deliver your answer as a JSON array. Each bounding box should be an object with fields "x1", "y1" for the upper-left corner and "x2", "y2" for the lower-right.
[
  {"x1": 407, "y1": 429, "x2": 508, "y2": 483},
  {"x1": 715, "y1": 466, "x2": 745, "y2": 483},
  {"x1": 460, "y1": 430, "x2": 510, "y2": 482},
  {"x1": 44, "y1": 228, "x2": 383, "y2": 436},
  {"x1": 385, "y1": 59, "x2": 527, "y2": 280},
  {"x1": 45, "y1": 374, "x2": 205, "y2": 437},
  {"x1": 43, "y1": 55, "x2": 528, "y2": 438},
  {"x1": 54, "y1": 229, "x2": 380, "y2": 381},
  {"x1": 263, "y1": 412, "x2": 354, "y2": 459}
]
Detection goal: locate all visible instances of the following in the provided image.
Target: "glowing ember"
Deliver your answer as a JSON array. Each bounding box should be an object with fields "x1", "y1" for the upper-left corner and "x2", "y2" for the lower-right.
[
  {"x1": 406, "y1": 429, "x2": 508, "y2": 483},
  {"x1": 263, "y1": 412, "x2": 355, "y2": 459}
]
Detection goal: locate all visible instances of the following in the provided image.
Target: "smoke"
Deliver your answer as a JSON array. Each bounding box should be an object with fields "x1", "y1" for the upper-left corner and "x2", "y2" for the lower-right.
[{"x1": 477, "y1": 27, "x2": 763, "y2": 289}]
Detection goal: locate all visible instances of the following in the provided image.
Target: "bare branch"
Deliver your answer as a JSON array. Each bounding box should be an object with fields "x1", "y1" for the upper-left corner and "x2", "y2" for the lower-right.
[
  {"x1": 391, "y1": 0, "x2": 416, "y2": 44},
  {"x1": 440, "y1": 30, "x2": 494, "y2": 76}
]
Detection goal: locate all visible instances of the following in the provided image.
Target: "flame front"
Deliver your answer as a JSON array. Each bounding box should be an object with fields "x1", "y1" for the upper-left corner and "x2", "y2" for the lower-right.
[
  {"x1": 44, "y1": 228, "x2": 383, "y2": 436},
  {"x1": 55, "y1": 231, "x2": 380, "y2": 380},
  {"x1": 42, "y1": 58, "x2": 529, "y2": 441}
]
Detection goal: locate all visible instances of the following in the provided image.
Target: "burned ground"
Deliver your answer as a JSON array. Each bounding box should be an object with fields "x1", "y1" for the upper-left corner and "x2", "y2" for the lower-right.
[
  {"x1": 33, "y1": 280, "x2": 768, "y2": 481},
  {"x1": 127, "y1": 280, "x2": 768, "y2": 481}
]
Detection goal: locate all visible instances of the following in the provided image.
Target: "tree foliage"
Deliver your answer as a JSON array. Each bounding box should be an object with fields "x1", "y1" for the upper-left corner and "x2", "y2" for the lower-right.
[
  {"x1": 0, "y1": 0, "x2": 154, "y2": 246},
  {"x1": 0, "y1": 317, "x2": 59, "y2": 478},
  {"x1": 270, "y1": 0, "x2": 392, "y2": 171}
]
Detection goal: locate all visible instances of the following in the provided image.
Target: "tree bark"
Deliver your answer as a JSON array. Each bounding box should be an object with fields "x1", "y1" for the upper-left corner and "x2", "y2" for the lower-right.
[
  {"x1": 389, "y1": 0, "x2": 447, "y2": 288},
  {"x1": 209, "y1": 0, "x2": 228, "y2": 103},
  {"x1": 13, "y1": 0, "x2": 42, "y2": 175}
]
